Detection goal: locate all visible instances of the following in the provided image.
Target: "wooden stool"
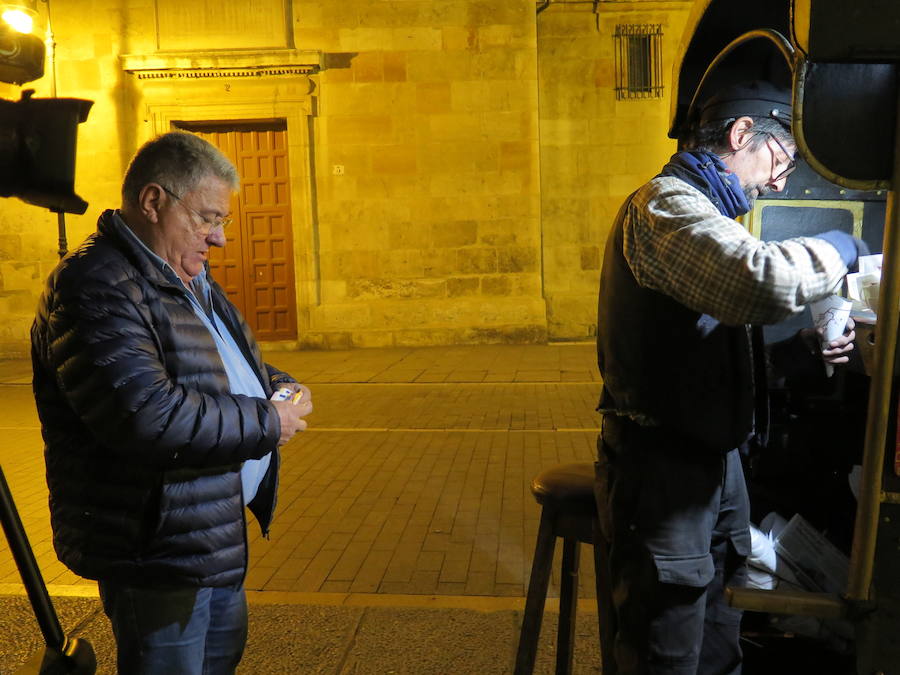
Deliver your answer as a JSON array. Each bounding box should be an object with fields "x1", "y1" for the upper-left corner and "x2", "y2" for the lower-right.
[{"x1": 514, "y1": 462, "x2": 616, "y2": 675}]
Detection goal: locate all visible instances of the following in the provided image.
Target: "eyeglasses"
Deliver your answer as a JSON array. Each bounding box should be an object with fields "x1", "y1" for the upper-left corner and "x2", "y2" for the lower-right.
[
  {"x1": 763, "y1": 132, "x2": 796, "y2": 181},
  {"x1": 161, "y1": 185, "x2": 233, "y2": 234}
]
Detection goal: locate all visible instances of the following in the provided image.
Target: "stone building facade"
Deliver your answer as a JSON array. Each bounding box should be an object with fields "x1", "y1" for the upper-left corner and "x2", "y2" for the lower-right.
[{"x1": 0, "y1": 0, "x2": 691, "y2": 355}]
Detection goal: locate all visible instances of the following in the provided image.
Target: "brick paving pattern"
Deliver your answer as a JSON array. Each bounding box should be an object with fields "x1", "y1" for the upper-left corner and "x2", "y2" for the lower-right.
[{"x1": 0, "y1": 344, "x2": 602, "y2": 598}]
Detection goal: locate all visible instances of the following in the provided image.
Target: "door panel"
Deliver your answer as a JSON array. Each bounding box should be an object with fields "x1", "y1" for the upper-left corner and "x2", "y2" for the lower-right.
[{"x1": 178, "y1": 122, "x2": 297, "y2": 341}]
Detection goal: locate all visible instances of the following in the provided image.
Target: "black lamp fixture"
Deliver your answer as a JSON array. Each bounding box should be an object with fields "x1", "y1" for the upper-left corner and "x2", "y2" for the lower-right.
[{"x1": 0, "y1": 3, "x2": 45, "y2": 85}]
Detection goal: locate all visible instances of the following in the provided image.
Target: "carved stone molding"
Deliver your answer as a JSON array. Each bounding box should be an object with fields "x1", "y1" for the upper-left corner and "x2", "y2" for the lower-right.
[{"x1": 121, "y1": 50, "x2": 322, "y2": 80}]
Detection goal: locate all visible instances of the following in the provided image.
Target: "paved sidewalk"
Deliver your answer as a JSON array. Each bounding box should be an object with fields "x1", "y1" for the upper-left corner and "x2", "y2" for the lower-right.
[
  {"x1": 0, "y1": 343, "x2": 605, "y2": 672},
  {"x1": 1, "y1": 343, "x2": 602, "y2": 597}
]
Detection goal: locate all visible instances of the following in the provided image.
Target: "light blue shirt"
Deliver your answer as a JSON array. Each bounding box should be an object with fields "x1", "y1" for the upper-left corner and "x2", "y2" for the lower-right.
[{"x1": 116, "y1": 213, "x2": 272, "y2": 503}]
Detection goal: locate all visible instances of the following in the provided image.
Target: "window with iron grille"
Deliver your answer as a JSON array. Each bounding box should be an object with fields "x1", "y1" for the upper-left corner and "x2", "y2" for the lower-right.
[{"x1": 613, "y1": 24, "x2": 663, "y2": 100}]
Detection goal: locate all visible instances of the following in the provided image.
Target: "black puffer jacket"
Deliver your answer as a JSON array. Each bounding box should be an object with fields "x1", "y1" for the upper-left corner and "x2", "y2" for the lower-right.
[{"x1": 31, "y1": 210, "x2": 292, "y2": 587}]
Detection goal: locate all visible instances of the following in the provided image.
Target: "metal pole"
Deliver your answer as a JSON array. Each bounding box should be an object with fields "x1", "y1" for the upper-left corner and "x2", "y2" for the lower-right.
[
  {"x1": 847, "y1": 89, "x2": 900, "y2": 601},
  {"x1": 56, "y1": 212, "x2": 67, "y2": 258},
  {"x1": 0, "y1": 465, "x2": 65, "y2": 650}
]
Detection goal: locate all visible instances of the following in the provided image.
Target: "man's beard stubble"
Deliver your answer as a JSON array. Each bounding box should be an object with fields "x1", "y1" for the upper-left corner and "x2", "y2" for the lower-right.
[{"x1": 743, "y1": 183, "x2": 772, "y2": 206}]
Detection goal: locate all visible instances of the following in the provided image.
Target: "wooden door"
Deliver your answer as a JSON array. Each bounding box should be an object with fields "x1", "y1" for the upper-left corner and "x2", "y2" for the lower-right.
[{"x1": 178, "y1": 121, "x2": 297, "y2": 341}]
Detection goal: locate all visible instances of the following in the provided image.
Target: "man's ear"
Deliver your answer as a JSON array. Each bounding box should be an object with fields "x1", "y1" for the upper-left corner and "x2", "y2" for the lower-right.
[
  {"x1": 727, "y1": 116, "x2": 756, "y2": 153},
  {"x1": 137, "y1": 183, "x2": 165, "y2": 224}
]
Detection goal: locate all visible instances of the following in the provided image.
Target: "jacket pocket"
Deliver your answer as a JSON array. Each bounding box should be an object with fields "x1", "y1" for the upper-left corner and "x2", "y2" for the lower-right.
[{"x1": 653, "y1": 552, "x2": 715, "y2": 588}]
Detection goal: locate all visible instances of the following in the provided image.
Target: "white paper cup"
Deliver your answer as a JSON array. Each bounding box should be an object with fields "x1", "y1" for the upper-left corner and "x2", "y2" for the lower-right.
[
  {"x1": 810, "y1": 294, "x2": 852, "y2": 377},
  {"x1": 861, "y1": 279, "x2": 881, "y2": 314}
]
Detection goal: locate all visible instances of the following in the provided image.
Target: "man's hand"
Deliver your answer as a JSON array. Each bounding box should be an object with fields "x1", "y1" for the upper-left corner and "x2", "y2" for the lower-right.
[
  {"x1": 802, "y1": 317, "x2": 856, "y2": 365},
  {"x1": 271, "y1": 383, "x2": 313, "y2": 446}
]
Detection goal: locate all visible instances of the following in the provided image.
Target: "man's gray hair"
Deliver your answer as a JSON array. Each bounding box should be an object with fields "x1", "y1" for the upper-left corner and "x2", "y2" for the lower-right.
[
  {"x1": 685, "y1": 116, "x2": 793, "y2": 154},
  {"x1": 121, "y1": 131, "x2": 238, "y2": 206}
]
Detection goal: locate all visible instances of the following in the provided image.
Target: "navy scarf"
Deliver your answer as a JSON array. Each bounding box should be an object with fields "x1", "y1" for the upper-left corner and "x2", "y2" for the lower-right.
[{"x1": 661, "y1": 151, "x2": 750, "y2": 219}]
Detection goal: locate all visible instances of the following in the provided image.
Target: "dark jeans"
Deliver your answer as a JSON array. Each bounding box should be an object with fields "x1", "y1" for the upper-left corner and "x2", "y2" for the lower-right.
[
  {"x1": 595, "y1": 416, "x2": 751, "y2": 675},
  {"x1": 99, "y1": 580, "x2": 248, "y2": 674}
]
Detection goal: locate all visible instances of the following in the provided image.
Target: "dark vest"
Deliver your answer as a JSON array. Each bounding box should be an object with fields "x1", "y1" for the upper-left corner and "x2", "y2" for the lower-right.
[{"x1": 596, "y1": 177, "x2": 756, "y2": 451}]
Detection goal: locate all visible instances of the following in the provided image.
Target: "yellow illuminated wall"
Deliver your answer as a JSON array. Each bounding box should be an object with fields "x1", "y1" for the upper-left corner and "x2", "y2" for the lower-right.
[
  {"x1": 538, "y1": 3, "x2": 690, "y2": 338},
  {"x1": 0, "y1": 0, "x2": 692, "y2": 355}
]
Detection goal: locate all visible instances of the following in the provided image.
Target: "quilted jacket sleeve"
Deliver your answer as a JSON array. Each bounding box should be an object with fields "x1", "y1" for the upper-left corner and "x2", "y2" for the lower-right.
[{"x1": 37, "y1": 259, "x2": 281, "y2": 469}]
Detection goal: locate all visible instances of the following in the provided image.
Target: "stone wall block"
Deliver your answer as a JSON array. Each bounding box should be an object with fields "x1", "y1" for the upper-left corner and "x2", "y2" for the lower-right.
[
  {"x1": 464, "y1": 324, "x2": 547, "y2": 344},
  {"x1": 497, "y1": 246, "x2": 537, "y2": 273},
  {"x1": 350, "y1": 331, "x2": 395, "y2": 348},
  {"x1": 0, "y1": 262, "x2": 40, "y2": 292},
  {"x1": 481, "y1": 111, "x2": 533, "y2": 143},
  {"x1": 580, "y1": 245, "x2": 600, "y2": 271},
  {"x1": 456, "y1": 248, "x2": 497, "y2": 274},
  {"x1": 324, "y1": 331, "x2": 354, "y2": 349},
  {"x1": 357, "y1": 1, "x2": 421, "y2": 27},
  {"x1": 346, "y1": 278, "x2": 446, "y2": 300},
  {"x1": 394, "y1": 329, "x2": 457, "y2": 347},
  {"x1": 499, "y1": 141, "x2": 532, "y2": 171},
  {"x1": 428, "y1": 172, "x2": 486, "y2": 198},
  {"x1": 419, "y1": 142, "x2": 476, "y2": 173},
  {"x1": 297, "y1": 332, "x2": 327, "y2": 349},
  {"x1": 510, "y1": 274, "x2": 542, "y2": 297},
  {"x1": 0, "y1": 236, "x2": 23, "y2": 261},
  {"x1": 423, "y1": 251, "x2": 457, "y2": 278},
  {"x1": 416, "y1": 82, "x2": 452, "y2": 114},
  {"x1": 406, "y1": 52, "x2": 478, "y2": 82},
  {"x1": 339, "y1": 27, "x2": 393, "y2": 52},
  {"x1": 371, "y1": 301, "x2": 432, "y2": 327},
  {"x1": 431, "y1": 221, "x2": 477, "y2": 248},
  {"x1": 539, "y1": 119, "x2": 590, "y2": 146},
  {"x1": 392, "y1": 27, "x2": 443, "y2": 51},
  {"x1": 383, "y1": 51, "x2": 408, "y2": 82},
  {"x1": 326, "y1": 251, "x2": 380, "y2": 280},
  {"x1": 372, "y1": 144, "x2": 418, "y2": 174},
  {"x1": 390, "y1": 221, "x2": 430, "y2": 249},
  {"x1": 477, "y1": 220, "x2": 519, "y2": 247},
  {"x1": 320, "y1": 280, "x2": 348, "y2": 302},
  {"x1": 594, "y1": 58, "x2": 615, "y2": 88},
  {"x1": 538, "y1": 11, "x2": 601, "y2": 38},
  {"x1": 447, "y1": 277, "x2": 479, "y2": 297},
  {"x1": 478, "y1": 24, "x2": 513, "y2": 47},
  {"x1": 322, "y1": 2, "x2": 359, "y2": 28},
  {"x1": 319, "y1": 303, "x2": 372, "y2": 329},
  {"x1": 442, "y1": 26, "x2": 478, "y2": 51},
  {"x1": 0, "y1": 289, "x2": 35, "y2": 313},
  {"x1": 450, "y1": 81, "x2": 488, "y2": 113},
  {"x1": 321, "y1": 50, "x2": 355, "y2": 82},
  {"x1": 327, "y1": 115, "x2": 393, "y2": 145},
  {"x1": 480, "y1": 275, "x2": 512, "y2": 296},
  {"x1": 352, "y1": 51, "x2": 386, "y2": 82},
  {"x1": 428, "y1": 114, "x2": 483, "y2": 143},
  {"x1": 467, "y1": 1, "x2": 529, "y2": 27},
  {"x1": 329, "y1": 219, "x2": 390, "y2": 251},
  {"x1": 378, "y1": 249, "x2": 425, "y2": 279}
]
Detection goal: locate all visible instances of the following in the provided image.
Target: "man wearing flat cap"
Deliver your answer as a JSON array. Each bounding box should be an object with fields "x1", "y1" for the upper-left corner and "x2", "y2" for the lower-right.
[{"x1": 594, "y1": 81, "x2": 865, "y2": 674}]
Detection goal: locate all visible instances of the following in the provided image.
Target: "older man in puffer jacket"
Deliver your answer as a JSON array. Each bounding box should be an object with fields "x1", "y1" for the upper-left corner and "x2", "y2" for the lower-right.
[{"x1": 31, "y1": 131, "x2": 311, "y2": 674}]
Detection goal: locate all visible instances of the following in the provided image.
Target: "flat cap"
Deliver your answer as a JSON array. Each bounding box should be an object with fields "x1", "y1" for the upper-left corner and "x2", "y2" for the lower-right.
[{"x1": 699, "y1": 81, "x2": 792, "y2": 128}]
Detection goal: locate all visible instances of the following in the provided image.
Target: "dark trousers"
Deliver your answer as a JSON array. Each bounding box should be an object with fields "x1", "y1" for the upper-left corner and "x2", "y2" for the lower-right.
[{"x1": 595, "y1": 416, "x2": 751, "y2": 675}]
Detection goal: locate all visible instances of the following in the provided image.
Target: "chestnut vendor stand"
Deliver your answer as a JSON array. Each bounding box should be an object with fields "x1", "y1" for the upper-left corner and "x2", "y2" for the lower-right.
[
  {"x1": 670, "y1": 1, "x2": 900, "y2": 672},
  {"x1": 0, "y1": 467, "x2": 96, "y2": 673}
]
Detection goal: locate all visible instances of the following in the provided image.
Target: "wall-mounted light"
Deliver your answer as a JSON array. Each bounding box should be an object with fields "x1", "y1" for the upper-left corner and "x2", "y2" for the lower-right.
[
  {"x1": 2, "y1": 6, "x2": 34, "y2": 33},
  {"x1": 0, "y1": 3, "x2": 45, "y2": 85}
]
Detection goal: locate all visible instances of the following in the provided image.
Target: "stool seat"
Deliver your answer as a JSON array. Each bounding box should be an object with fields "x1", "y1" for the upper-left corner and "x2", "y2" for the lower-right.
[{"x1": 531, "y1": 462, "x2": 596, "y2": 510}]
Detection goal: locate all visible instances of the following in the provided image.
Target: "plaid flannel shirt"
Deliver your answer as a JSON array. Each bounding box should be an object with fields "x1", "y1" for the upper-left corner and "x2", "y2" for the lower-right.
[{"x1": 624, "y1": 176, "x2": 847, "y2": 326}]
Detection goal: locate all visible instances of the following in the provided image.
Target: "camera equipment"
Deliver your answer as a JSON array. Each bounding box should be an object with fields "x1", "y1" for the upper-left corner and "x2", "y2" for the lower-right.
[{"x1": 0, "y1": 89, "x2": 92, "y2": 214}]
